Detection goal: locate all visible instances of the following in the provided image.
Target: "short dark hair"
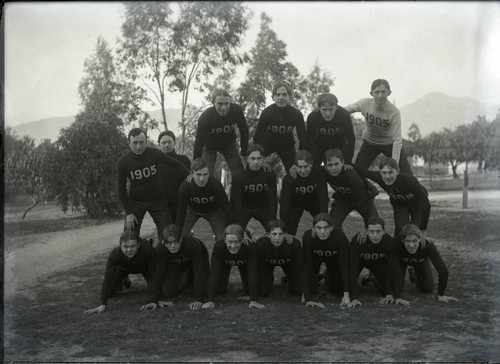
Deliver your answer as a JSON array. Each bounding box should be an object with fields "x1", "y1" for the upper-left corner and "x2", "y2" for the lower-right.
[
  {"x1": 158, "y1": 130, "x2": 176, "y2": 144},
  {"x1": 266, "y1": 219, "x2": 287, "y2": 233},
  {"x1": 211, "y1": 89, "x2": 231, "y2": 103},
  {"x1": 162, "y1": 224, "x2": 181, "y2": 241},
  {"x1": 324, "y1": 148, "x2": 344, "y2": 164},
  {"x1": 128, "y1": 128, "x2": 146, "y2": 141},
  {"x1": 317, "y1": 93, "x2": 338, "y2": 107},
  {"x1": 295, "y1": 149, "x2": 313, "y2": 165},
  {"x1": 191, "y1": 158, "x2": 208, "y2": 172},
  {"x1": 399, "y1": 224, "x2": 422, "y2": 240},
  {"x1": 245, "y1": 143, "x2": 265, "y2": 157},
  {"x1": 224, "y1": 224, "x2": 244, "y2": 241},
  {"x1": 366, "y1": 216, "x2": 385, "y2": 229},
  {"x1": 313, "y1": 212, "x2": 333, "y2": 227},
  {"x1": 119, "y1": 229, "x2": 138, "y2": 245},
  {"x1": 379, "y1": 156, "x2": 400, "y2": 172},
  {"x1": 370, "y1": 79, "x2": 391, "y2": 92}
]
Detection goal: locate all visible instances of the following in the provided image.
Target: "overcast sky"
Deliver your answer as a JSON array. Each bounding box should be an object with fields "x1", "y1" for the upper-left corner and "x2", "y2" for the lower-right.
[{"x1": 4, "y1": 1, "x2": 500, "y2": 127}]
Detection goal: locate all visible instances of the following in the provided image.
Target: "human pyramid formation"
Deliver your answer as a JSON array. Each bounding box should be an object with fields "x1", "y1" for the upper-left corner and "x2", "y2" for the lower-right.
[{"x1": 85, "y1": 79, "x2": 458, "y2": 314}]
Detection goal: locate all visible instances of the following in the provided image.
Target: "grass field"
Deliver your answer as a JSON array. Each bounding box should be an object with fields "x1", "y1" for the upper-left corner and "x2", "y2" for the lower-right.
[{"x1": 3, "y1": 190, "x2": 500, "y2": 362}]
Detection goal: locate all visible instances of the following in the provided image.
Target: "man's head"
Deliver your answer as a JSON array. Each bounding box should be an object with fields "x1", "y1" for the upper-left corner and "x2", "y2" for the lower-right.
[
  {"x1": 400, "y1": 224, "x2": 422, "y2": 254},
  {"x1": 191, "y1": 158, "x2": 210, "y2": 187},
  {"x1": 370, "y1": 79, "x2": 391, "y2": 106},
  {"x1": 128, "y1": 128, "x2": 147, "y2": 155},
  {"x1": 245, "y1": 144, "x2": 265, "y2": 171},
  {"x1": 119, "y1": 230, "x2": 140, "y2": 258},
  {"x1": 211, "y1": 89, "x2": 231, "y2": 116},
  {"x1": 158, "y1": 131, "x2": 176, "y2": 153},
  {"x1": 162, "y1": 224, "x2": 182, "y2": 254},
  {"x1": 379, "y1": 157, "x2": 400, "y2": 185},
  {"x1": 324, "y1": 149, "x2": 345, "y2": 177},
  {"x1": 266, "y1": 219, "x2": 287, "y2": 247},
  {"x1": 366, "y1": 216, "x2": 385, "y2": 244},
  {"x1": 295, "y1": 150, "x2": 313, "y2": 178},
  {"x1": 313, "y1": 213, "x2": 334, "y2": 241},
  {"x1": 317, "y1": 93, "x2": 339, "y2": 121},
  {"x1": 224, "y1": 224, "x2": 244, "y2": 255},
  {"x1": 272, "y1": 82, "x2": 292, "y2": 108}
]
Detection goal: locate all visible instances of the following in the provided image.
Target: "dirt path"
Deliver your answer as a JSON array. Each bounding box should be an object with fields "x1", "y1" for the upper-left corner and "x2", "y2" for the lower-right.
[{"x1": 4, "y1": 218, "x2": 156, "y2": 298}]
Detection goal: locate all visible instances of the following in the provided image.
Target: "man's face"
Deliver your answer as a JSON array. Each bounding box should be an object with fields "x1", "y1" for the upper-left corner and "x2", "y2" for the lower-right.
[
  {"x1": 159, "y1": 135, "x2": 175, "y2": 153},
  {"x1": 272, "y1": 87, "x2": 290, "y2": 108},
  {"x1": 129, "y1": 133, "x2": 147, "y2": 155},
  {"x1": 214, "y1": 96, "x2": 231, "y2": 116},
  {"x1": 380, "y1": 165, "x2": 399, "y2": 185},
  {"x1": 296, "y1": 159, "x2": 313, "y2": 178},
  {"x1": 269, "y1": 227, "x2": 285, "y2": 247},
  {"x1": 163, "y1": 236, "x2": 181, "y2": 254},
  {"x1": 403, "y1": 234, "x2": 420, "y2": 254},
  {"x1": 324, "y1": 156, "x2": 343, "y2": 177},
  {"x1": 370, "y1": 85, "x2": 391, "y2": 105},
  {"x1": 225, "y1": 234, "x2": 242, "y2": 254},
  {"x1": 367, "y1": 224, "x2": 384, "y2": 244},
  {"x1": 193, "y1": 167, "x2": 210, "y2": 187},
  {"x1": 121, "y1": 240, "x2": 139, "y2": 258},
  {"x1": 319, "y1": 103, "x2": 338, "y2": 121},
  {"x1": 246, "y1": 151, "x2": 263, "y2": 171},
  {"x1": 314, "y1": 220, "x2": 333, "y2": 240}
]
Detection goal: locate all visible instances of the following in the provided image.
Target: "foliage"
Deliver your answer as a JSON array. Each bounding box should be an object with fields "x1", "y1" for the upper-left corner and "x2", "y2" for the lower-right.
[
  {"x1": 52, "y1": 115, "x2": 129, "y2": 217},
  {"x1": 296, "y1": 60, "x2": 335, "y2": 116},
  {"x1": 4, "y1": 129, "x2": 55, "y2": 218}
]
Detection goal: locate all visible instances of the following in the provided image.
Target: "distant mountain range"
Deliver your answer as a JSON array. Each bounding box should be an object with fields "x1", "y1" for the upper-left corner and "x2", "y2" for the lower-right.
[{"x1": 7, "y1": 93, "x2": 499, "y2": 142}]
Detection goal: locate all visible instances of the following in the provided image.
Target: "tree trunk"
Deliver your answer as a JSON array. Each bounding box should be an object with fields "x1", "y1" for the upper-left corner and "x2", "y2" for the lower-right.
[
  {"x1": 451, "y1": 164, "x2": 459, "y2": 179},
  {"x1": 22, "y1": 198, "x2": 40, "y2": 220}
]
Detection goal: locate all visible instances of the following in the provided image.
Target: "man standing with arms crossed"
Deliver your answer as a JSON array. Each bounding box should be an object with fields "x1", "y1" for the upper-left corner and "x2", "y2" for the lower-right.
[{"x1": 117, "y1": 128, "x2": 190, "y2": 245}]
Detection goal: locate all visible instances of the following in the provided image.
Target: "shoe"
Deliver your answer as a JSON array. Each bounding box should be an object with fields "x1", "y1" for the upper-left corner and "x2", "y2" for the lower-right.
[{"x1": 408, "y1": 267, "x2": 416, "y2": 284}]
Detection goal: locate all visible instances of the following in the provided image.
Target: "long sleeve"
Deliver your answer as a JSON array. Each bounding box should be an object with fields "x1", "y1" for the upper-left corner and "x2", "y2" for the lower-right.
[
  {"x1": 317, "y1": 172, "x2": 329, "y2": 213},
  {"x1": 427, "y1": 241, "x2": 449, "y2": 296},
  {"x1": 390, "y1": 111, "x2": 403, "y2": 163},
  {"x1": 150, "y1": 245, "x2": 168, "y2": 303},
  {"x1": 295, "y1": 112, "x2": 307, "y2": 151},
  {"x1": 236, "y1": 109, "x2": 249, "y2": 155},
  {"x1": 176, "y1": 181, "x2": 189, "y2": 230},
  {"x1": 279, "y1": 175, "x2": 294, "y2": 227},
  {"x1": 342, "y1": 115, "x2": 356, "y2": 164},
  {"x1": 412, "y1": 182, "x2": 431, "y2": 230},
  {"x1": 268, "y1": 173, "x2": 278, "y2": 220},
  {"x1": 117, "y1": 158, "x2": 132, "y2": 214},
  {"x1": 193, "y1": 118, "x2": 207, "y2": 159},
  {"x1": 214, "y1": 181, "x2": 232, "y2": 224},
  {"x1": 100, "y1": 249, "x2": 121, "y2": 305},
  {"x1": 253, "y1": 109, "x2": 269, "y2": 147}
]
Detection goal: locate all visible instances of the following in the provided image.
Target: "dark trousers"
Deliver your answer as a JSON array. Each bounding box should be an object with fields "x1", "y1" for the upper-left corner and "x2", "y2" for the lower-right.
[
  {"x1": 258, "y1": 263, "x2": 301, "y2": 297},
  {"x1": 261, "y1": 142, "x2": 296, "y2": 173},
  {"x1": 167, "y1": 200, "x2": 179, "y2": 224},
  {"x1": 106, "y1": 267, "x2": 152, "y2": 300},
  {"x1": 125, "y1": 199, "x2": 171, "y2": 242},
  {"x1": 309, "y1": 258, "x2": 345, "y2": 296},
  {"x1": 401, "y1": 259, "x2": 434, "y2": 293},
  {"x1": 181, "y1": 207, "x2": 227, "y2": 242},
  {"x1": 203, "y1": 142, "x2": 243, "y2": 177},
  {"x1": 355, "y1": 141, "x2": 413, "y2": 174},
  {"x1": 392, "y1": 203, "x2": 422, "y2": 237},
  {"x1": 285, "y1": 202, "x2": 322, "y2": 236},
  {"x1": 237, "y1": 206, "x2": 272, "y2": 231},
  {"x1": 330, "y1": 199, "x2": 379, "y2": 231},
  {"x1": 213, "y1": 265, "x2": 250, "y2": 296}
]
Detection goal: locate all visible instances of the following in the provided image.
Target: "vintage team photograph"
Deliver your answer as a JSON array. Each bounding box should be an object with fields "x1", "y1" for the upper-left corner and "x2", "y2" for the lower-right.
[{"x1": 3, "y1": 1, "x2": 500, "y2": 362}]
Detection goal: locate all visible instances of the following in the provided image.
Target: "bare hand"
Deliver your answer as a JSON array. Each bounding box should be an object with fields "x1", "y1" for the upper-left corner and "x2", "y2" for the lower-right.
[
  {"x1": 395, "y1": 298, "x2": 410, "y2": 306},
  {"x1": 420, "y1": 230, "x2": 427, "y2": 248},
  {"x1": 289, "y1": 165, "x2": 298, "y2": 178},
  {"x1": 306, "y1": 301, "x2": 325, "y2": 308},
  {"x1": 285, "y1": 233, "x2": 294, "y2": 244},
  {"x1": 125, "y1": 213, "x2": 137, "y2": 229},
  {"x1": 262, "y1": 162, "x2": 272, "y2": 172},
  {"x1": 249, "y1": 300, "x2": 265, "y2": 309},
  {"x1": 340, "y1": 296, "x2": 351, "y2": 307},
  {"x1": 347, "y1": 299, "x2": 362, "y2": 308},
  {"x1": 437, "y1": 295, "x2": 458, "y2": 303},
  {"x1": 379, "y1": 295, "x2": 394, "y2": 305},
  {"x1": 158, "y1": 300, "x2": 174, "y2": 308},
  {"x1": 357, "y1": 229, "x2": 368, "y2": 244},
  {"x1": 140, "y1": 302, "x2": 158, "y2": 311},
  {"x1": 343, "y1": 164, "x2": 354, "y2": 170},
  {"x1": 85, "y1": 304, "x2": 106, "y2": 314},
  {"x1": 185, "y1": 174, "x2": 193, "y2": 183},
  {"x1": 202, "y1": 301, "x2": 215, "y2": 309},
  {"x1": 189, "y1": 301, "x2": 203, "y2": 310}
]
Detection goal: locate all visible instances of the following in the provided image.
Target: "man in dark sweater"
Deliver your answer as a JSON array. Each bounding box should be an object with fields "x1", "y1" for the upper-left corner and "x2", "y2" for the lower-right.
[
  {"x1": 348, "y1": 217, "x2": 409, "y2": 307},
  {"x1": 176, "y1": 158, "x2": 232, "y2": 243},
  {"x1": 117, "y1": 128, "x2": 190, "y2": 244},
  {"x1": 306, "y1": 93, "x2": 355, "y2": 166},
  {"x1": 193, "y1": 89, "x2": 249, "y2": 177},
  {"x1": 280, "y1": 150, "x2": 328, "y2": 236},
  {"x1": 231, "y1": 143, "x2": 277, "y2": 231},
  {"x1": 157, "y1": 131, "x2": 191, "y2": 223},
  {"x1": 85, "y1": 230, "x2": 155, "y2": 314},
  {"x1": 140, "y1": 224, "x2": 210, "y2": 311},
  {"x1": 253, "y1": 82, "x2": 307, "y2": 172}
]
